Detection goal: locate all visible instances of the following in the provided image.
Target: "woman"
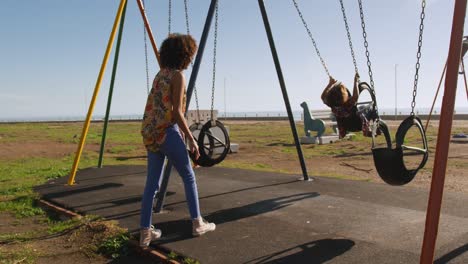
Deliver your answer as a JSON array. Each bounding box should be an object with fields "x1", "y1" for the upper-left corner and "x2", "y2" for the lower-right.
[
  {"x1": 321, "y1": 73, "x2": 361, "y2": 138},
  {"x1": 140, "y1": 34, "x2": 215, "y2": 247}
]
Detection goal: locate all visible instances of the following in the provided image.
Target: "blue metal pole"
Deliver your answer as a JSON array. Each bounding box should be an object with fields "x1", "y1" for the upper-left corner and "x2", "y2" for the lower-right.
[
  {"x1": 257, "y1": 0, "x2": 310, "y2": 181},
  {"x1": 154, "y1": 0, "x2": 219, "y2": 213}
]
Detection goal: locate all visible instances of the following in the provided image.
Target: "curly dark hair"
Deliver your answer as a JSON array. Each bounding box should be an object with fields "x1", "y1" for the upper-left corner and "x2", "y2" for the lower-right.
[
  {"x1": 328, "y1": 85, "x2": 351, "y2": 107},
  {"x1": 160, "y1": 34, "x2": 197, "y2": 70}
]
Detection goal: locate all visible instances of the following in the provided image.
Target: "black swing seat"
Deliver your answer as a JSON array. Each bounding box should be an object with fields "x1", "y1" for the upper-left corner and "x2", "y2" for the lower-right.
[
  {"x1": 372, "y1": 116, "x2": 429, "y2": 186},
  {"x1": 189, "y1": 122, "x2": 214, "y2": 167},
  {"x1": 189, "y1": 120, "x2": 230, "y2": 167},
  {"x1": 340, "y1": 82, "x2": 380, "y2": 135}
]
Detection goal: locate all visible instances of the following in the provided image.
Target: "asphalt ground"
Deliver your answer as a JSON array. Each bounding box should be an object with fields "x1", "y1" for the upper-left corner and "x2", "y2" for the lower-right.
[{"x1": 35, "y1": 165, "x2": 468, "y2": 263}]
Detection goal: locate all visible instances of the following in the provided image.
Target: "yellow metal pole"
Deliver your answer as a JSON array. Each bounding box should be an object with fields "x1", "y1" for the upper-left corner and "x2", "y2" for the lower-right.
[{"x1": 68, "y1": 0, "x2": 128, "y2": 185}]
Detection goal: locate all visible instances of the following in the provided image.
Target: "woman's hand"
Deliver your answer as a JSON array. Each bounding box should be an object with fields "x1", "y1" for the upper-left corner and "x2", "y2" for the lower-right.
[
  {"x1": 187, "y1": 137, "x2": 200, "y2": 160},
  {"x1": 322, "y1": 76, "x2": 337, "y2": 107},
  {"x1": 354, "y1": 72, "x2": 360, "y2": 82},
  {"x1": 352, "y1": 72, "x2": 360, "y2": 102}
]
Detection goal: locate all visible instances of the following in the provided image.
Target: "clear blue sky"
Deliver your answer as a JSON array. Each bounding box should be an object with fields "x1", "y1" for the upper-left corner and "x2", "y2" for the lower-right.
[{"x1": 0, "y1": 0, "x2": 466, "y2": 119}]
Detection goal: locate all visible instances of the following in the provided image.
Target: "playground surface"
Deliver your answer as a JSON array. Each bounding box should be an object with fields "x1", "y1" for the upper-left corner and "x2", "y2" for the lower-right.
[{"x1": 36, "y1": 165, "x2": 468, "y2": 263}]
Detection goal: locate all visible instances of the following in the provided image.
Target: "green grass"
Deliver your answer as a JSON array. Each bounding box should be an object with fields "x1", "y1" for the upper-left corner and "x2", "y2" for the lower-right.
[
  {"x1": 108, "y1": 145, "x2": 138, "y2": 154},
  {"x1": 168, "y1": 251, "x2": 201, "y2": 264},
  {"x1": 0, "y1": 123, "x2": 147, "y2": 222},
  {"x1": 0, "y1": 196, "x2": 44, "y2": 218},
  {"x1": 0, "y1": 231, "x2": 38, "y2": 244},
  {"x1": 0, "y1": 156, "x2": 90, "y2": 199},
  {"x1": 46, "y1": 216, "x2": 95, "y2": 234},
  {"x1": 0, "y1": 122, "x2": 148, "y2": 261},
  {"x1": 0, "y1": 122, "x2": 142, "y2": 144},
  {"x1": 98, "y1": 233, "x2": 130, "y2": 259},
  {"x1": 0, "y1": 247, "x2": 37, "y2": 264}
]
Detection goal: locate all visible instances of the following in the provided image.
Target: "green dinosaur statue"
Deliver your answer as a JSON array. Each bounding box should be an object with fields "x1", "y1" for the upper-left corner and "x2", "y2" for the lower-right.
[{"x1": 300, "y1": 102, "x2": 325, "y2": 137}]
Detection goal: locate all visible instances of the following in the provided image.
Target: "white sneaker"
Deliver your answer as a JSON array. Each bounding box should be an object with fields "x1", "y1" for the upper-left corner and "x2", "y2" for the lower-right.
[
  {"x1": 139, "y1": 225, "x2": 162, "y2": 247},
  {"x1": 192, "y1": 217, "x2": 216, "y2": 237}
]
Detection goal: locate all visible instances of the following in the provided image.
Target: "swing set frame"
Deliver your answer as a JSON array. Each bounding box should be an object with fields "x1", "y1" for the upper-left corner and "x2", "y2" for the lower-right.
[
  {"x1": 67, "y1": 0, "x2": 310, "y2": 203},
  {"x1": 65, "y1": 0, "x2": 467, "y2": 263}
]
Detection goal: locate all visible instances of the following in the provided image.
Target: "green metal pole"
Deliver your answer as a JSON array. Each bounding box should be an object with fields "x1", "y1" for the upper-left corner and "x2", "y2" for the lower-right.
[{"x1": 98, "y1": 1, "x2": 128, "y2": 168}]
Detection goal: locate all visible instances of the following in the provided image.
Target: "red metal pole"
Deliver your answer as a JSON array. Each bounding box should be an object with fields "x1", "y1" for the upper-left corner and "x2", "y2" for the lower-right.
[
  {"x1": 425, "y1": 62, "x2": 447, "y2": 131},
  {"x1": 419, "y1": 0, "x2": 467, "y2": 263},
  {"x1": 136, "y1": 0, "x2": 161, "y2": 67}
]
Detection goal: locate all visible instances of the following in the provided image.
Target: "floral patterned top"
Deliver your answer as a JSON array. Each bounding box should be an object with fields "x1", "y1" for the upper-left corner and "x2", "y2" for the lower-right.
[
  {"x1": 331, "y1": 95, "x2": 359, "y2": 139},
  {"x1": 141, "y1": 69, "x2": 186, "y2": 152}
]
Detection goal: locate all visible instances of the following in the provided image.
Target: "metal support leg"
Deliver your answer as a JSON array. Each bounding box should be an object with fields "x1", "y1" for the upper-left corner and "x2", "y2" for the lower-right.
[
  {"x1": 461, "y1": 60, "x2": 468, "y2": 101},
  {"x1": 257, "y1": 0, "x2": 310, "y2": 181},
  {"x1": 98, "y1": 2, "x2": 128, "y2": 168},
  {"x1": 135, "y1": 0, "x2": 161, "y2": 66},
  {"x1": 420, "y1": 0, "x2": 467, "y2": 262},
  {"x1": 68, "y1": 0, "x2": 128, "y2": 185},
  {"x1": 425, "y1": 62, "x2": 446, "y2": 131},
  {"x1": 154, "y1": 0, "x2": 219, "y2": 212},
  {"x1": 154, "y1": 161, "x2": 172, "y2": 212}
]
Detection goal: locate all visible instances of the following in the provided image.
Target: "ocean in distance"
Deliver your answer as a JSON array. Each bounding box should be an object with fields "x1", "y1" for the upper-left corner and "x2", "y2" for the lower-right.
[{"x1": 1, "y1": 107, "x2": 467, "y2": 123}]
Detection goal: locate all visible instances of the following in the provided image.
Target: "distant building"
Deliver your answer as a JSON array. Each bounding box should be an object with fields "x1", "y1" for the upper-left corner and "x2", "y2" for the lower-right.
[{"x1": 186, "y1": 110, "x2": 218, "y2": 125}]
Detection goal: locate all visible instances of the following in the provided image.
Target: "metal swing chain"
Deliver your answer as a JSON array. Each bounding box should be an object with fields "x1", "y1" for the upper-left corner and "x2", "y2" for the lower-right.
[
  {"x1": 358, "y1": 0, "x2": 378, "y2": 118},
  {"x1": 411, "y1": 0, "x2": 426, "y2": 116},
  {"x1": 210, "y1": 2, "x2": 219, "y2": 121},
  {"x1": 339, "y1": 0, "x2": 359, "y2": 75},
  {"x1": 292, "y1": 0, "x2": 331, "y2": 77},
  {"x1": 142, "y1": 0, "x2": 150, "y2": 95},
  {"x1": 168, "y1": 0, "x2": 172, "y2": 35},
  {"x1": 184, "y1": 0, "x2": 201, "y2": 123}
]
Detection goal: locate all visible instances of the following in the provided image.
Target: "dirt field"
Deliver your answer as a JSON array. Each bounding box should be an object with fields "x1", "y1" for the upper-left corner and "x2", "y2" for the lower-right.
[
  {"x1": 0, "y1": 120, "x2": 466, "y2": 192},
  {"x1": 222, "y1": 120, "x2": 468, "y2": 193}
]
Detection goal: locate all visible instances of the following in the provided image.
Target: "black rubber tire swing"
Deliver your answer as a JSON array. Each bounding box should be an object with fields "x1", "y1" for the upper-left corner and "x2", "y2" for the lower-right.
[
  {"x1": 372, "y1": 116, "x2": 429, "y2": 185},
  {"x1": 186, "y1": 2, "x2": 230, "y2": 167},
  {"x1": 190, "y1": 120, "x2": 230, "y2": 167},
  {"x1": 189, "y1": 120, "x2": 231, "y2": 167},
  {"x1": 356, "y1": 0, "x2": 429, "y2": 185},
  {"x1": 188, "y1": 123, "x2": 214, "y2": 165}
]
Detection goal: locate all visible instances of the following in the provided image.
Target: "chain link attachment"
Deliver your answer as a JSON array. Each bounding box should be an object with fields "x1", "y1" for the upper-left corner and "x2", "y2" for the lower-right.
[
  {"x1": 358, "y1": 0, "x2": 379, "y2": 120},
  {"x1": 411, "y1": 0, "x2": 426, "y2": 116},
  {"x1": 142, "y1": 0, "x2": 150, "y2": 95},
  {"x1": 292, "y1": 0, "x2": 331, "y2": 77},
  {"x1": 184, "y1": 0, "x2": 201, "y2": 123},
  {"x1": 210, "y1": 2, "x2": 219, "y2": 121},
  {"x1": 184, "y1": 0, "x2": 219, "y2": 123},
  {"x1": 168, "y1": 0, "x2": 172, "y2": 36},
  {"x1": 339, "y1": 0, "x2": 359, "y2": 75}
]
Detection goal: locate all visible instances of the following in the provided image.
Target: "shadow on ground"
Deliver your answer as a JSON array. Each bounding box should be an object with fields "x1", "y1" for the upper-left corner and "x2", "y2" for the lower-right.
[
  {"x1": 435, "y1": 243, "x2": 468, "y2": 264},
  {"x1": 40, "y1": 183, "x2": 123, "y2": 199},
  {"x1": 154, "y1": 192, "x2": 320, "y2": 245},
  {"x1": 244, "y1": 238, "x2": 355, "y2": 264}
]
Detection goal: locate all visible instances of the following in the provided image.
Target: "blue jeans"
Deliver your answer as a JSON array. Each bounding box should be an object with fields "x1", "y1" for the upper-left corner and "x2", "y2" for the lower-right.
[{"x1": 140, "y1": 124, "x2": 201, "y2": 228}]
